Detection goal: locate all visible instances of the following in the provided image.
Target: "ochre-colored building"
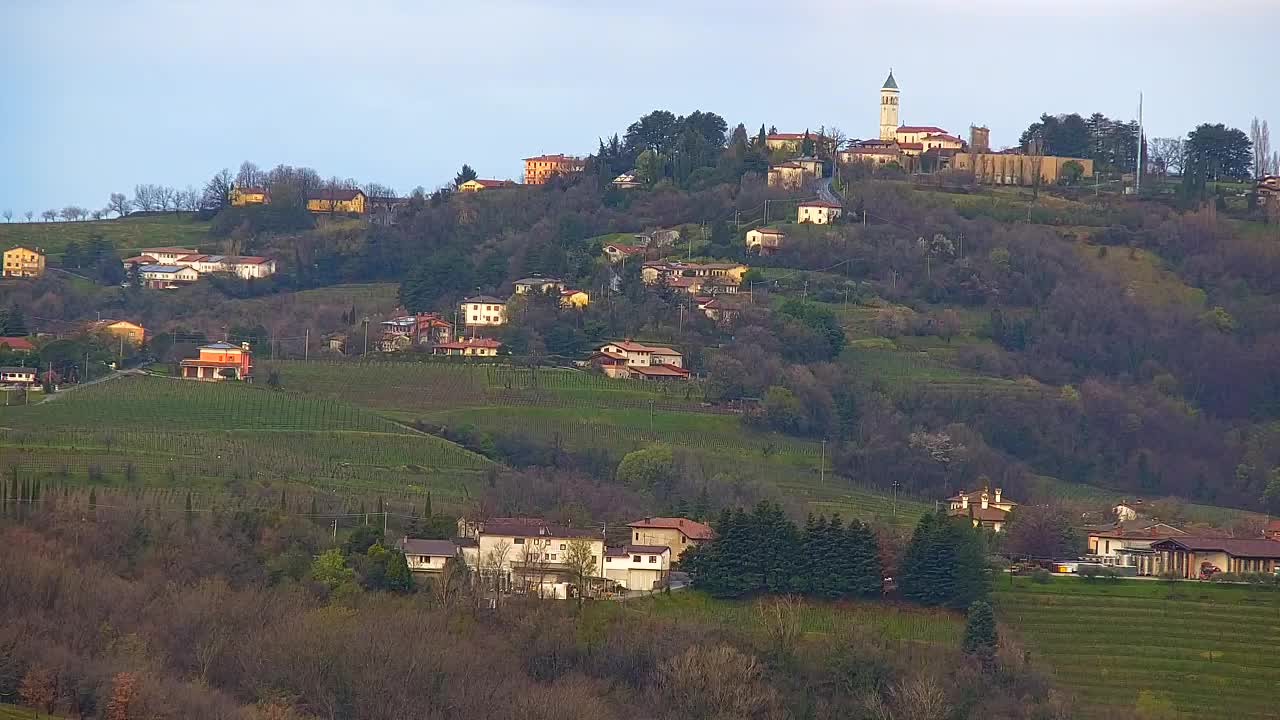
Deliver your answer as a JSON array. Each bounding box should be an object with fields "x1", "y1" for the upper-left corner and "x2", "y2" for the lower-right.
[
  {"x1": 180, "y1": 342, "x2": 253, "y2": 381},
  {"x1": 88, "y1": 319, "x2": 145, "y2": 347},
  {"x1": 523, "y1": 154, "x2": 584, "y2": 185},
  {"x1": 951, "y1": 152, "x2": 1094, "y2": 186},
  {"x1": 458, "y1": 179, "x2": 515, "y2": 192},
  {"x1": 627, "y1": 517, "x2": 715, "y2": 562},
  {"x1": 229, "y1": 186, "x2": 269, "y2": 206},
  {"x1": 3, "y1": 246, "x2": 46, "y2": 278},
  {"x1": 306, "y1": 188, "x2": 367, "y2": 214}
]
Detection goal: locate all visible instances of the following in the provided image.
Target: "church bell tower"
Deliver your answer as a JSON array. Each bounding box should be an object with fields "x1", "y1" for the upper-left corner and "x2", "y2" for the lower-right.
[{"x1": 879, "y1": 70, "x2": 899, "y2": 141}]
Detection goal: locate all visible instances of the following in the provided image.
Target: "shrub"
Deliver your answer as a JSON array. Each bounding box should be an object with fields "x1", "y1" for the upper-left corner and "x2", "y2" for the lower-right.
[{"x1": 1030, "y1": 569, "x2": 1052, "y2": 584}]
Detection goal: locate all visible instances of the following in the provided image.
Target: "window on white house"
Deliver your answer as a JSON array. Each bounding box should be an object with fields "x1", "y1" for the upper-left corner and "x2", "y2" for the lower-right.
[
  {"x1": 649, "y1": 556, "x2": 657, "y2": 563},
  {"x1": 560, "y1": 544, "x2": 566, "y2": 550},
  {"x1": 514, "y1": 538, "x2": 525, "y2": 544},
  {"x1": 633, "y1": 555, "x2": 641, "y2": 562}
]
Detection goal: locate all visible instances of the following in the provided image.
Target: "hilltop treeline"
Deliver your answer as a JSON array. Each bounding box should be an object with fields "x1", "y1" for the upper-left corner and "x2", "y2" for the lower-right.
[{"x1": 0, "y1": 498, "x2": 1068, "y2": 720}]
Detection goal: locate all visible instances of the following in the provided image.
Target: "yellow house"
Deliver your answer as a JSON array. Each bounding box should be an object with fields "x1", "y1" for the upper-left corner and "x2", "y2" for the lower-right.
[
  {"x1": 559, "y1": 289, "x2": 590, "y2": 309},
  {"x1": 229, "y1": 186, "x2": 269, "y2": 206},
  {"x1": 951, "y1": 152, "x2": 1094, "y2": 186},
  {"x1": 88, "y1": 319, "x2": 145, "y2": 346},
  {"x1": 627, "y1": 517, "x2": 715, "y2": 562},
  {"x1": 306, "y1": 188, "x2": 367, "y2": 214},
  {"x1": 458, "y1": 179, "x2": 514, "y2": 192},
  {"x1": 767, "y1": 161, "x2": 813, "y2": 190},
  {"x1": 3, "y1": 246, "x2": 46, "y2": 278}
]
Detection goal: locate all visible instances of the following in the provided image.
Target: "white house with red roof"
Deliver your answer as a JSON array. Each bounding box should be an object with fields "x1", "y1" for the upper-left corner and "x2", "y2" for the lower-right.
[
  {"x1": 593, "y1": 340, "x2": 690, "y2": 380},
  {"x1": 745, "y1": 227, "x2": 785, "y2": 254},
  {"x1": 797, "y1": 200, "x2": 842, "y2": 225},
  {"x1": 603, "y1": 243, "x2": 646, "y2": 263}
]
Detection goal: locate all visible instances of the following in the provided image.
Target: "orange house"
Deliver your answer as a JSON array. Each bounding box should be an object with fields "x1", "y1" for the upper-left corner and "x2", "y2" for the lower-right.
[
  {"x1": 523, "y1": 154, "x2": 584, "y2": 185},
  {"x1": 179, "y1": 342, "x2": 253, "y2": 381}
]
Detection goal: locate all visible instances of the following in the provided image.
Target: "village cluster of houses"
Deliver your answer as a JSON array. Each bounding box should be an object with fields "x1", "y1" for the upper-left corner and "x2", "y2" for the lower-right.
[
  {"x1": 122, "y1": 246, "x2": 277, "y2": 288},
  {"x1": 397, "y1": 515, "x2": 713, "y2": 599},
  {"x1": 946, "y1": 485, "x2": 1280, "y2": 580}
]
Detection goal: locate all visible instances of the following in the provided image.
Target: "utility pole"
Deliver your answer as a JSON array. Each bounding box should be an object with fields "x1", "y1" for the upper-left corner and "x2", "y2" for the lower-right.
[
  {"x1": 892, "y1": 480, "x2": 901, "y2": 519},
  {"x1": 362, "y1": 318, "x2": 370, "y2": 357},
  {"x1": 819, "y1": 440, "x2": 826, "y2": 487},
  {"x1": 1136, "y1": 92, "x2": 1144, "y2": 196},
  {"x1": 304, "y1": 328, "x2": 310, "y2": 361},
  {"x1": 333, "y1": 518, "x2": 338, "y2": 540}
]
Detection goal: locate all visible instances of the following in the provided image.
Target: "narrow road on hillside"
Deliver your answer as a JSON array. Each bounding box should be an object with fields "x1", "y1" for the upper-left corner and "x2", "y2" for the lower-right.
[{"x1": 816, "y1": 176, "x2": 841, "y2": 206}]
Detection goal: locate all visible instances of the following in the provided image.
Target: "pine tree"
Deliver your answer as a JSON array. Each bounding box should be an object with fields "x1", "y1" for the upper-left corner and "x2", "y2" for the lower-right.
[
  {"x1": 798, "y1": 514, "x2": 824, "y2": 596},
  {"x1": 424, "y1": 491, "x2": 433, "y2": 519},
  {"x1": 846, "y1": 520, "x2": 884, "y2": 598},
  {"x1": 279, "y1": 488, "x2": 287, "y2": 512},
  {"x1": 184, "y1": 492, "x2": 194, "y2": 532},
  {"x1": 901, "y1": 512, "x2": 989, "y2": 608},
  {"x1": 88, "y1": 487, "x2": 97, "y2": 513},
  {"x1": 310, "y1": 496, "x2": 319, "y2": 518},
  {"x1": 385, "y1": 549, "x2": 414, "y2": 593},
  {"x1": 962, "y1": 600, "x2": 998, "y2": 668}
]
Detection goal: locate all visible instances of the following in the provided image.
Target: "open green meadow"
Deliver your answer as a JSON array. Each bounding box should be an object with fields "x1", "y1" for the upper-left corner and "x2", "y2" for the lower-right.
[
  {"x1": 995, "y1": 576, "x2": 1280, "y2": 719},
  {"x1": 0, "y1": 214, "x2": 211, "y2": 259}
]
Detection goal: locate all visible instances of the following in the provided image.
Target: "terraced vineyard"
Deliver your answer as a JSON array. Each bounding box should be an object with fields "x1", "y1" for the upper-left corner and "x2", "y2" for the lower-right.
[
  {"x1": 0, "y1": 213, "x2": 211, "y2": 258},
  {"x1": 0, "y1": 375, "x2": 404, "y2": 432},
  {"x1": 0, "y1": 376, "x2": 491, "y2": 500},
  {"x1": 264, "y1": 360, "x2": 712, "y2": 416},
  {"x1": 995, "y1": 577, "x2": 1280, "y2": 719}
]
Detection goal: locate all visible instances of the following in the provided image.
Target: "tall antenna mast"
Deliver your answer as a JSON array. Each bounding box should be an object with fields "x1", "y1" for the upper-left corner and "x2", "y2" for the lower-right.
[{"x1": 1136, "y1": 92, "x2": 1144, "y2": 195}]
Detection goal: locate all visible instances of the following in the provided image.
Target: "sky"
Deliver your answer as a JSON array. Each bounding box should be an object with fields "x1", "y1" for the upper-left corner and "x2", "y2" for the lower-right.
[{"x1": 2, "y1": 0, "x2": 1276, "y2": 215}]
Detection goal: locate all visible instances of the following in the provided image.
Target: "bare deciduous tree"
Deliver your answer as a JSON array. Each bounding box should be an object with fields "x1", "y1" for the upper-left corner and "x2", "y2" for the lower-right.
[
  {"x1": 2, "y1": 209, "x2": 11, "y2": 223},
  {"x1": 236, "y1": 161, "x2": 264, "y2": 189},
  {"x1": 201, "y1": 169, "x2": 234, "y2": 212},
  {"x1": 108, "y1": 192, "x2": 132, "y2": 218},
  {"x1": 563, "y1": 538, "x2": 597, "y2": 603},
  {"x1": 23, "y1": 210, "x2": 33, "y2": 222},
  {"x1": 156, "y1": 185, "x2": 177, "y2": 212},
  {"x1": 41, "y1": 209, "x2": 57, "y2": 222},
  {"x1": 1148, "y1": 137, "x2": 1186, "y2": 176},
  {"x1": 91, "y1": 209, "x2": 104, "y2": 220},
  {"x1": 133, "y1": 184, "x2": 159, "y2": 212}
]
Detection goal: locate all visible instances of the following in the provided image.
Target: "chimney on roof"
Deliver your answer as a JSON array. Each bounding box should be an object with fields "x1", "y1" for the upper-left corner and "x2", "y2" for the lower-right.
[
  {"x1": 961, "y1": 494, "x2": 969, "y2": 510},
  {"x1": 980, "y1": 489, "x2": 989, "y2": 510},
  {"x1": 241, "y1": 342, "x2": 250, "y2": 351},
  {"x1": 994, "y1": 488, "x2": 1002, "y2": 504}
]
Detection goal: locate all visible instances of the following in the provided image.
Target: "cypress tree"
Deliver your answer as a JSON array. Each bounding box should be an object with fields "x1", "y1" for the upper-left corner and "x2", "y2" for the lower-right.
[
  {"x1": 88, "y1": 487, "x2": 97, "y2": 513},
  {"x1": 279, "y1": 488, "x2": 287, "y2": 512},
  {"x1": 310, "y1": 496, "x2": 319, "y2": 518},
  {"x1": 424, "y1": 491, "x2": 433, "y2": 519}
]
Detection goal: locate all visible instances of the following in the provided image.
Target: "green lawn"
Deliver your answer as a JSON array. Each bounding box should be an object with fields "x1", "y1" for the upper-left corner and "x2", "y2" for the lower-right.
[
  {"x1": 995, "y1": 576, "x2": 1280, "y2": 719},
  {"x1": 227, "y1": 283, "x2": 402, "y2": 320},
  {"x1": 0, "y1": 706, "x2": 62, "y2": 719},
  {"x1": 0, "y1": 213, "x2": 212, "y2": 259}
]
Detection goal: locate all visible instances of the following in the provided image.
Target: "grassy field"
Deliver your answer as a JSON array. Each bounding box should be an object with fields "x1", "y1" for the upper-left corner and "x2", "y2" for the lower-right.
[
  {"x1": 0, "y1": 706, "x2": 59, "y2": 720},
  {"x1": 1077, "y1": 243, "x2": 1206, "y2": 309},
  {"x1": 0, "y1": 375, "x2": 492, "y2": 499},
  {"x1": 995, "y1": 576, "x2": 1280, "y2": 719},
  {"x1": 226, "y1": 282, "x2": 402, "y2": 320},
  {"x1": 0, "y1": 213, "x2": 212, "y2": 258},
  {"x1": 598, "y1": 590, "x2": 962, "y2": 645},
  {"x1": 264, "y1": 360, "x2": 712, "y2": 416}
]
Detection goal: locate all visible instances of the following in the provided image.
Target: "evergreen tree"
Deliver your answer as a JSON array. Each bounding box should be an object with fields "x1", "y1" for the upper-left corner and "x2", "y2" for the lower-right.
[
  {"x1": 798, "y1": 514, "x2": 825, "y2": 596},
  {"x1": 184, "y1": 492, "x2": 194, "y2": 532},
  {"x1": 424, "y1": 491, "x2": 433, "y2": 519},
  {"x1": 63, "y1": 240, "x2": 83, "y2": 270},
  {"x1": 88, "y1": 487, "x2": 97, "y2": 513},
  {"x1": 900, "y1": 512, "x2": 989, "y2": 609},
  {"x1": 279, "y1": 488, "x2": 287, "y2": 512},
  {"x1": 756, "y1": 124, "x2": 767, "y2": 147},
  {"x1": 384, "y1": 549, "x2": 414, "y2": 593},
  {"x1": 962, "y1": 600, "x2": 998, "y2": 668},
  {"x1": 846, "y1": 520, "x2": 884, "y2": 598},
  {"x1": 2, "y1": 304, "x2": 26, "y2": 336}
]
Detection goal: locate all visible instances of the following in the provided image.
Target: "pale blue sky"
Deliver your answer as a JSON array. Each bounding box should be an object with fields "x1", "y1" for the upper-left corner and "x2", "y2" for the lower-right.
[{"x1": 2, "y1": 0, "x2": 1275, "y2": 214}]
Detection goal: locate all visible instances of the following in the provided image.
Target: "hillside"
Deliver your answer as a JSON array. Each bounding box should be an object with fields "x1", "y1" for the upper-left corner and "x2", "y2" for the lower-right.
[{"x1": 0, "y1": 213, "x2": 211, "y2": 258}]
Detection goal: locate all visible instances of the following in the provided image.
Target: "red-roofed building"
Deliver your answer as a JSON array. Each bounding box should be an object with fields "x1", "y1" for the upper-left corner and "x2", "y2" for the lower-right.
[
  {"x1": 458, "y1": 178, "x2": 515, "y2": 192},
  {"x1": 523, "y1": 154, "x2": 584, "y2": 185},
  {"x1": 431, "y1": 338, "x2": 502, "y2": 357},
  {"x1": 603, "y1": 243, "x2": 646, "y2": 263},
  {"x1": 604, "y1": 544, "x2": 671, "y2": 591},
  {"x1": 765, "y1": 132, "x2": 829, "y2": 152},
  {"x1": 628, "y1": 517, "x2": 715, "y2": 561},
  {"x1": 0, "y1": 337, "x2": 35, "y2": 353}
]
